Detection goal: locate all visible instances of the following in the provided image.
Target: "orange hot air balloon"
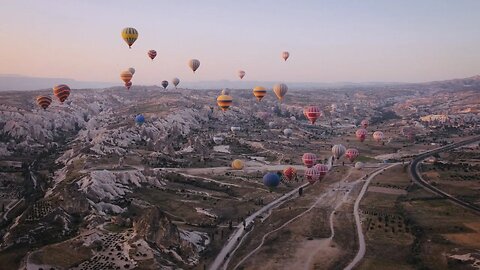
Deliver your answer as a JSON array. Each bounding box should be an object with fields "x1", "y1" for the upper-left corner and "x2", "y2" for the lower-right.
[
  {"x1": 283, "y1": 167, "x2": 297, "y2": 182},
  {"x1": 53, "y1": 84, "x2": 71, "y2": 103},
  {"x1": 345, "y1": 148, "x2": 359, "y2": 162},
  {"x1": 36, "y1": 96, "x2": 52, "y2": 110},
  {"x1": 231, "y1": 159, "x2": 244, "y2": 170},
  {"x1": 148, "y1": 50, "x2": 157, "y2": 60},
  {"x1": 253, "y1": 86, "x2": 267, "y2": 101},
  {"x1": 217, "y1": 94, "x2": 232, "y2": 111},
  {"x1": 302, "y1": 153, "x2": 317, "y2": 168},
  {"x1": 356, "y1": 128, "x2": 367, "y2": 142},
  {"x1": 120, "y1": 71, "x2": 133, "y2": 84},
  {"x1": 304, "y1": 106, "x2": 322, "y2": 124}
]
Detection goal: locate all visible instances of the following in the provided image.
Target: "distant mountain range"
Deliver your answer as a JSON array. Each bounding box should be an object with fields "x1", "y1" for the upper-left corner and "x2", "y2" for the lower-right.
[{"x1": 0, "y1": 74, "x2": 479, "y2": 91}]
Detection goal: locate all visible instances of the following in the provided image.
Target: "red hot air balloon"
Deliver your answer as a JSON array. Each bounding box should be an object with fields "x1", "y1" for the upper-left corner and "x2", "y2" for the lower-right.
[
  {"x1": 345, "y1": 148, "x2": 359, "y2": 162},
  {"x1": 304, "y1": 106, "x2": 322, "y2": 124},
  {"x1": 314, "y1": 164, "x2": 329, "y2": 180},
  {"x1": 356, "y1": 128, "x2": 367, "y2": 142},
  {"x1": 36, "y1": 96, "x2": 52, "y2": 110},
  {"x1": 304, "y1": 167, "x2": 320, "y2": 184},
  {"x1": 283, "y1": 167, "x2": 297, "y2": 182},
  {"x1": 148, "y1": 50, "x2": 157, "y2": 60},
  {"x1": 361, "y1": 119, "x2": 369, "y2": 128},
  {"x1": 53, "y1": 84, "x2": 71, "y2": 103},
  {"x1": 302, "y1": 153, "x2": 317, "y2": 168}
]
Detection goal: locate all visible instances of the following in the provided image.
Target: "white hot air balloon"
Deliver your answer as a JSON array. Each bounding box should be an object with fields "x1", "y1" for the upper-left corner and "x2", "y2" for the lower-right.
[{"x1": 283, "y1": 128, "x2": 293, "y2": 138}]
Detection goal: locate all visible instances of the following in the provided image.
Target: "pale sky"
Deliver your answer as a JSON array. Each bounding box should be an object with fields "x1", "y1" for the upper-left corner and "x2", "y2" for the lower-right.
[{"x1": 1, "y1": 0, "x2": 479, "y2": 84}]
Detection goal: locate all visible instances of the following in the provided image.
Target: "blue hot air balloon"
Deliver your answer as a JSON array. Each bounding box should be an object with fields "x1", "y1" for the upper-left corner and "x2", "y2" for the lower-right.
[
  {"x1": 135, "y1": 114, "x2": 145, "y2": 125},
  {"x1": 263, "y1": 172, "x2": 281, "y2": 188}
]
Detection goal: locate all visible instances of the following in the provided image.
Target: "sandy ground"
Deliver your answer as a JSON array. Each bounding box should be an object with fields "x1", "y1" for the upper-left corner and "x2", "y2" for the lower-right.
[{"x1": 367, "y1": 186, "x2": 407, "y2": 195}]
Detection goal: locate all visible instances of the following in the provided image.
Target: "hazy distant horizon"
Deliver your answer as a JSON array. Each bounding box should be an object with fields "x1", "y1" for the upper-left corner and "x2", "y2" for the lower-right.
[{"x1": 1, "y1": 1, "x2": 480, "y2": 85}]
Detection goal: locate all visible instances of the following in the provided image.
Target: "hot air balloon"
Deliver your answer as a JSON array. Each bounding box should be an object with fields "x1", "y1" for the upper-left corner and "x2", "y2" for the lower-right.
[
  {"x1": 290, "y1": 116, "x2": 296, "y2": 121},
  {"x1": 283, "y1": 167, "x2": 297, "y2": 182},
  {"x1": 268, "y1": 122, "x2": 275, "y2": 128},
  {"x1": 263, "y1": 172, "x2": 281, "y2": 188},
  {"x1": 121, "y1": 27, "x2": 138, "y2": 48},
  {"x1": 135, "y1": 114, "x2": 145, "y2": 125},
  {"x1": 282, "y1": 51, "x2": 290, "y2": 61},
  {"x1": 253, "y1": 86, "x2": 267, "y2": 101},
  {"x1": 345, "y1": 148, "x2": 359, "y2": 162},
  {"x1": 355, "y1": 162, "x2": 364, "y2": 170},
  {"x1": 188, "y1": 59, "x2": 200, "y2": 73},
  {"x1": 148, "y1": 50, "x2": 157, "y2": 60},
  {"x1": 125, "y1": 81, "x2": 132, "y2": 90},
  {"x1": 302, "y1": 153, "x2": 317, "y2": 168},
  {"x1": 304, "y1": 106, "x2": 322, "y2": 124},
  {"x1": 213, "y1": 136, "x2": 224, "y2": 145},
  {"x1": 231, "y1": 126, "x2": 241, "y2": 133},
  {"x1": 120, "y1": 70, "x2": 133, "y2": 84},
  {"x1": 161, "y1": 80, "x2": 168, "y2": 89},
  {"x1": 313, "y1": 164, "x2": 329, "y2": 179},
  {"x1": 231, "y1": 159, "x2": 244, "y2": 170},
  {"x1": 361, "y1": 119, "x2": 369, "y2": 128},
  {"x1": 356, "y1": 128, "x2": 367, "y2": 142},
  {"x1": 332, "y1": 144, "x2": 346, "y2": 160},
  {"x1": 36, "y1": 96, "x2": 52, "y2": 110},
  {"x1": 283, "y1": 128, "x2": 293, "y2": 138},
  {"x1": 217, "y1": 95, "x2": 232, "y2": 111},
  {"x1": 128, "y1": 67, "x2": 136, "y2": 75},
  {"x1": 273, "y1": 83, "x2": 288, "y2": 101},
  {"x1": 304, "y1": 167, "x2": 320, "y2": 184},
  {"x1": 172, "y1": 77, "x2": 180, "y2": 88},
  {"x1": 238, "y1": 70, "x2": 245, "y2": 79},
  {"x1": 53, "y1": 84, "x2": 71, "y2": 103},
  {"x1": 221, "y1": 88, "x2": 230, "y2": 95},
  {"x1": 373, "y1": 131, "x2": 384, "y2": 142}
]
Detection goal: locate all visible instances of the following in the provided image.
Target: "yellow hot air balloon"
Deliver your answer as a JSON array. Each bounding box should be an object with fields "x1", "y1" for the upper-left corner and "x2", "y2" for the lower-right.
[
  {"x1": 121, "y1": 27, "x2": 138, "y2": 48},
  {"x1": 188, "y1": 59, "x2": 200, "y2": 73},
  {"x1": 253, "y1": 86, "x2": 267, "y2": 101},
  {"x1": 231, "y1": 159, "x2": 244, "y2": 170},
  {"x1": 217, "y1": 94, "x2": 232, "y2": 111},
  {"x1": 273, "y1": 83, "x2": 288, "y2": 101},
  {"x1": 120, "y1": 70, "x2": 133, "y2": 83}
]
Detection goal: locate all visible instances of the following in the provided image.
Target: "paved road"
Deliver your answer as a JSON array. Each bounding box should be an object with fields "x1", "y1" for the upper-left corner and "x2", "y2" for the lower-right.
[
  {"x1": 344, "y1": 164, "x2": 398, "y2": 270},
  {"x1": 409, "y1": 136, "x2": 480, "y2": 215}
]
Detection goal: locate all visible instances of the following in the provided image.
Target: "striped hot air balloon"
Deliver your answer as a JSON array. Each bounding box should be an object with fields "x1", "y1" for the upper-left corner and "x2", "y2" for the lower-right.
[
  {"x1": 231, "y1": 159, "x2": 244, "y2": 170},
  {"x1": 282, "y1": 51, "x2": 290, "y2": 61},
  {"x1": 305, "y1": 106, "x2": 322, "y2": 124},
  {"x1": 283, "y1": 167, "x2": 297, "y2": 182},
  {"x1": 125, "y1": 81, "x2": 132, "y2": 90},
  {"x1": 53, "y1": 84, "x2": 71, "y2": 103},
  {"x1": 120, "y1": 71, "x2": 133, "y2": 84},
  {"x1": 188, "y1": 59, "x2": 200, "y2": 73},
  {"x1": 302, "y1": 153, "x2": 317, "y2": 168},
  {"x1": 121, "y1": 27, "x2": 138, "y2": 48},
  {"x1": 217, "y1": 94, "x2": 232, "y2": 111},
  {"x1": 238, "y1": 70, "x2": 246, "y2": 79},
  {"x1": 304, "y1": 167, "x2": 320, "y2": 184},
  {"x1": 345, "y1": 148, "x2": 359, "y2": 162},
  {"x1": 148, "y1": 50, "x2": 157, "y2": 60},
  {"x1": 313, "y1": 164, "x2": 329, "y2": 179},
  {"x1": 253, "y1": 86, "x2": 267, "y2": 101},
  {"x1": 273, "y1": 83, "x2": 288, "y2": 101},
  {"x1": 332, "y1": 144, "x2": 346, "y2": 160},
  {"x1": 36, "y1": 96, "x2": 52, "y2": 110},
  {"x1": 373, "y1": 131, "x2": 384, "y2": 142},
  {"x1": 356, "y1": 128, "x2": 367, "y2": 142},
  {"x1": 172, "y1": 77, "x2": 180, "y2": 88}
]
